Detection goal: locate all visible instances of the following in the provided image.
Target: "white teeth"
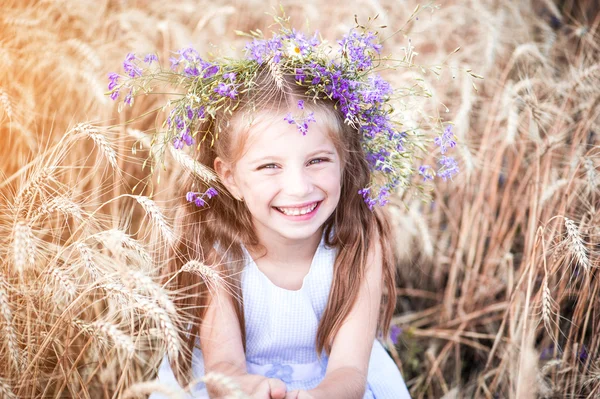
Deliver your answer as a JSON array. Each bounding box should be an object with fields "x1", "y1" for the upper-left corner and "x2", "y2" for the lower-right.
[{"x1": 277, "y1": 202, "x2": 318, "y2": 216}]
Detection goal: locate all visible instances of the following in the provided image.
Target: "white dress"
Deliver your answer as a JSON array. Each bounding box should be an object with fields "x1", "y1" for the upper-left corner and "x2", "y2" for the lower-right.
[{"x1": 150, "y1": 234, "x2": 411, "y2": 398}]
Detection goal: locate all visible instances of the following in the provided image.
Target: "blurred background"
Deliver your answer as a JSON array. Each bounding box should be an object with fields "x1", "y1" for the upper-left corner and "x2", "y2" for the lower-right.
[{"x1": 1, "y1": 0, "x2": 599, "y2": 398}]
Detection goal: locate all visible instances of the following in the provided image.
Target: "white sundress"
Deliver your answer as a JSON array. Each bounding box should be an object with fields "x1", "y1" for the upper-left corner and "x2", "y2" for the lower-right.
[{"x1": 150, "y1": 234, "x2": 411, "y2": 398}]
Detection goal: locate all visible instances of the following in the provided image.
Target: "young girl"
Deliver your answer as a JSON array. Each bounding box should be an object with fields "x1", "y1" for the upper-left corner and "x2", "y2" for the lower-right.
[{"x1": 111, "y1": 20, "x2": 428, "y2": 399}]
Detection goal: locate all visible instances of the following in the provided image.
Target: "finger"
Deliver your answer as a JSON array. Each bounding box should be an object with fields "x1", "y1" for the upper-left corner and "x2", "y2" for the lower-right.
[
  {"x1": 268, "y1": 378, "x2": 287, "y2": 399},
  {"x1": 284, "y1": 390, "x2": 299, "y2": 399}
]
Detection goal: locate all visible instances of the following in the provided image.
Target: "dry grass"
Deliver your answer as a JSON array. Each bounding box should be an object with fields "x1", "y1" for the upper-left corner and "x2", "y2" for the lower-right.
[{"x1": 1, "y1": 0, "x2": 600, "y2": 397}]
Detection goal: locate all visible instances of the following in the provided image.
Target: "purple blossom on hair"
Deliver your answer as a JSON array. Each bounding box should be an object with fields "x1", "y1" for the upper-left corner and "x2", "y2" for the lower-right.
[
  {"x1": 434, "y1": 125, "x2": 456, "y2": 154},
  {"x1": 107, "y1": 72, "x2": 120, "y2": 91},
  {"x1": 124, "y1": 90, "x2": 133, "y2": 106},
  {"x1": 338, "y1": 29, "x2": 382, "y2": 70},
  {"x1": 144, "y1": 54, "x2": 158, "y2": 65},
  {"x1": 186, "y1": 188, "x2": 218, "y2": 207},
  {"x1": 203, "y1": 64, "x2": 220, "y2": 78},
  {"x1": 297, "y1": 100, "x2": 304, "y2": 110},
  {"x1": 181, "y1": 130, "x2": 195, "y2": 146},
  {"x1": 205, "y1": 187, "x2": 218, "y2": 198},
  {"x1": 123, "y1": 53, "x2": 142, "y2": 78},
  {"x1": 173, "y1": 137, "x2": 184, "y2": 150},
  {"x1": 419, "y1": 165, "x2": 434, "y2": 181},
  {"x1": 223, "y1": 72, "x2": 237, "y2": 81},
  {"x1": 437, "y1": 156, "x2": 459, "y2": 181},
  {"x1": 295, "y1": 68, "x2": 306, "y2": 83},
  {"x1": 215, "y1": 82, "x2": 238, "y2": 99}
]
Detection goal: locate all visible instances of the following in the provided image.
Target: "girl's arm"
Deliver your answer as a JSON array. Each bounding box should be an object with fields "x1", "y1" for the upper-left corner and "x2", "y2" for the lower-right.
[
  {"x1": 291, "y1": 236, "x2": 384, "y2": 399},
  {"x1": 200, "y1": 286, "x2": 286, "y2": 398}
]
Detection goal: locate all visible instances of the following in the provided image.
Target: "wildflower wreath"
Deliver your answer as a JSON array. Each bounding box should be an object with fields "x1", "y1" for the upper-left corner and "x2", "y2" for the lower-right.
[{"x1": 108, "y1": 9, "x2": 460, "y2": 209}]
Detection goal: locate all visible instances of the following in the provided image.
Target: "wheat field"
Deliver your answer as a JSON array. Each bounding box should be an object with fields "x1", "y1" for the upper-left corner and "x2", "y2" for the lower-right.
[{"x1": 1, "y1": 0, "x2": 599, "y2": 398}]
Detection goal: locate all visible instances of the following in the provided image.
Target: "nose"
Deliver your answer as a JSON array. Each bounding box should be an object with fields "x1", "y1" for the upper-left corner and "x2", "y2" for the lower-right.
[{"x1": 281, "y1": 165, "x2": 314, "y2": 198}]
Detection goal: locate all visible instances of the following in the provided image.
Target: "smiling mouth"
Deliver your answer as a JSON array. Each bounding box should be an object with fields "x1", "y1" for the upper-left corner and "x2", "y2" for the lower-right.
[{"x1": 274, "y1": 201, "x2": 320, "y2": 216}]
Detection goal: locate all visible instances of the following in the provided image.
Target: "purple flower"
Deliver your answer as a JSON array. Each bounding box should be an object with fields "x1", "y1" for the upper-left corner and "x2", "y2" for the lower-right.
[
  {"x1": 295, "y1": 68, "x2": 306, "y2": 83},
  {"x1": 205, "y1": 187, "x2": 218, "y2": 198},
  {"x1": 419, "y1": 165, "x2": 434, "y2": 181},
  {"x1": 110, "y1": 90, "x2": 119, "y2": 101},
  {"x1": 223, "y1": 72, "x2": 237, "y2": 81},
  {"x1": 434, "y1": 125, "x2": 457, "y2": 154},
  {"x1": 123, "y1": 53, "x2": 142, "y2": 78},
  {"x1": 107, "y1": 72, "x2": 120, "y2": 91},
  {"x1": 186, "y1": 188, "x2": 218, "y2": 207},
  {"x1": 173, "y1": 137, "x2": 184, "y2": 150},
  {"x1": 179, "y1": 47, "x2": 201, "y2": 62},
  {"x1": 390, "y1": 325, "x2": 402, "y2": 344},
  {"x1": 338, "y1": 29, "x2": 382, "y2": 70},
  {"x1": 144, "y1": 54, "x2": 158, "y2": 65},
  {"x1": 297, "y1": 100, "x2": 304, "y2": 110},
  {"x1": 194, "y1": 197, "x2": 206, "y2": 207},
  {"x1": 203, "y1": 64, "x2": 220, "y2": 78},
  {"x1": 437, "y1": 156, "x2": 459, "y2": 181},
  {"x1": 214, "y1": 82, "x2": 237, "y2": 99},
  {"x1": 284, "y1": 113, "x2": 295, "y2": 124},
  {"x1": 181, "y1": 130, "x2": 195, "y2": 146},
  {"x1": 124, "y1": 89, "x2": 133, "y2": 106},
  {"x1": 186, "y1": 106, "x2": 194, "y2": 120}
]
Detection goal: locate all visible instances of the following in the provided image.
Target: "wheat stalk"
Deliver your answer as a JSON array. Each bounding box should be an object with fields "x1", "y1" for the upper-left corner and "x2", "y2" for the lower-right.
[
  {"x1": 75, "y1": 242, "x2": 100, "y2": 280},
  {"x1": 73, "y1": 318, "x2": 135, "y2": 356},
  {"x1": 31, "y1": 196, "x2": 84, "y2": 222},
  {"x1": 0, "y1": 88, "x2": 12, "y2": 119},
  {"x1": 268, "y1": 59, "x2": 284, "y2": 90},
  {"x1": 564, "y1": 218, "x2": 591, "y2": 273},
  {"x1": 202, "y1": 372, "x2": 250, "y2": 399},
  {"x1": 0, "y1": 279, "x2": 21, "y2": 373},
  {"x1": 94, "y1": 229, "x2": 153, "y2": 266},
  {"x1": 12, "y1": 221, "x2": 35, "y2": 275},
  {"x1": 168, "y1": 144, "x2": 216, "y2": 183},
  {"x1": 14, "y1": 166, "x2": 56, "y2": 206},
  {"x1": 135, "y1": 296, "x2": 181, "y2": 361},
  {"x1": 75, "y1": 123, "x2": 118, "y2": 169},
  {"x1": 181, "y1": 260, "x2": 222, "y2": 286},
  {"x1": 122, "y1": 380, "x2": 184, "y2": 399},
  {"x1": 48, "y1": 267, "x2": 77, "y2": 301},
  {"x1": 132, "y1": 195, "x2": 175, "y2": 244},
  {"x1": 0, "y1": 377, "x2": 17, "y2": 399},
  {"x1": 123, "y1": 269, "x2": 177, "y2": 315}
]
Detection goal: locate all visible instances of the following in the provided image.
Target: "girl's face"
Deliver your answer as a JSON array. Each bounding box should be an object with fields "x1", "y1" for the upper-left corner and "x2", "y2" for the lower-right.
[{"x1": 216, "y1": 108, "x2": 343, "y2": 245}]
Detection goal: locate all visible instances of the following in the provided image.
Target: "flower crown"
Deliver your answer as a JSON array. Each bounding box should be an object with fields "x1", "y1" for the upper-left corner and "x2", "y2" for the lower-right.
[{"x1": 108, "y1": 12, "x2": 459, "y2": 209}]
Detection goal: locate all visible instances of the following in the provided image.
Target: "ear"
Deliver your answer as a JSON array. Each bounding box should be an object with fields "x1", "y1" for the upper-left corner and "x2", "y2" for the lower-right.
[{"x1": 214, "y1": 157, "x2": 242, "y2": 200}]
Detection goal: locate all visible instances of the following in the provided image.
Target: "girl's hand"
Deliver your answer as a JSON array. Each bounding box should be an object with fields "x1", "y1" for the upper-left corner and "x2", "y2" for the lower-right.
[
  {"x1": 284, "y1": 390, "x2": 317, "y2": 399},
  {"x1": 249, "y1": 377, "x2": 287, "y2": 399}
]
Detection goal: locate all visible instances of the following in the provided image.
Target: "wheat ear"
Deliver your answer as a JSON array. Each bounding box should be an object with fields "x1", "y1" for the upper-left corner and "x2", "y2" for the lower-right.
[
  {"x1": 75, "y1": 123, "x2": 118, "y2": 169},
  {"x1": 73, "y1": 318, "x2": 135, "y2": 356},
  {"x1": 0, "y1": 377, "x2": 17, "y2": 399},
  {"x1": 168, "y1": 144, "x2": 216, "y2": 183},
  {"x1": 0, "y1": 88, "x2": 12, "y2": 119},
  {"x1": 122, "y1": 380, "x2": 184, "y2": 399},
  {"x1": 12, "y1": 221, "x2": 35, "y2": 275},
  {"x1": 131, "y1": 195, "x2": 175, "y2": 244},
  {"x1": 181, "y1": 260, "x2": 222, "y2": 286},
  {"x1": 0, "y1": 279, "x2": 21, "y2": 373},
  {"x1": 564, "y1": 218, "x2": 590, "y2": 273}
]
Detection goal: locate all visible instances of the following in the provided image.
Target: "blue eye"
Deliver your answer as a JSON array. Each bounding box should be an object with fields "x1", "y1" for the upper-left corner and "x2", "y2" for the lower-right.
[
  {"x1": 259, "y1": 163, "x2": 278, "y2": 170},
  {"x1": 308, "y1": 158, "x2": 329, "y2": 165}
]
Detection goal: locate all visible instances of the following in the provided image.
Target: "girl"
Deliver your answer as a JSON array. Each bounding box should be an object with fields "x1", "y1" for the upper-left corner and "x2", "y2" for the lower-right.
[
  {"x1": 110, "y1": 21, "x2": 426, "y2": 399},
  {"x1": 151, "y1": 69, "x2": 411, "y2": 398}
]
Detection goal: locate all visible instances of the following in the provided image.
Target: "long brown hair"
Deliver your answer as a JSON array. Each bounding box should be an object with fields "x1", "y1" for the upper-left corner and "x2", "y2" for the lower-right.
[{"x1": 166, "y1": 67, "x2": 397, "y2": 384}]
